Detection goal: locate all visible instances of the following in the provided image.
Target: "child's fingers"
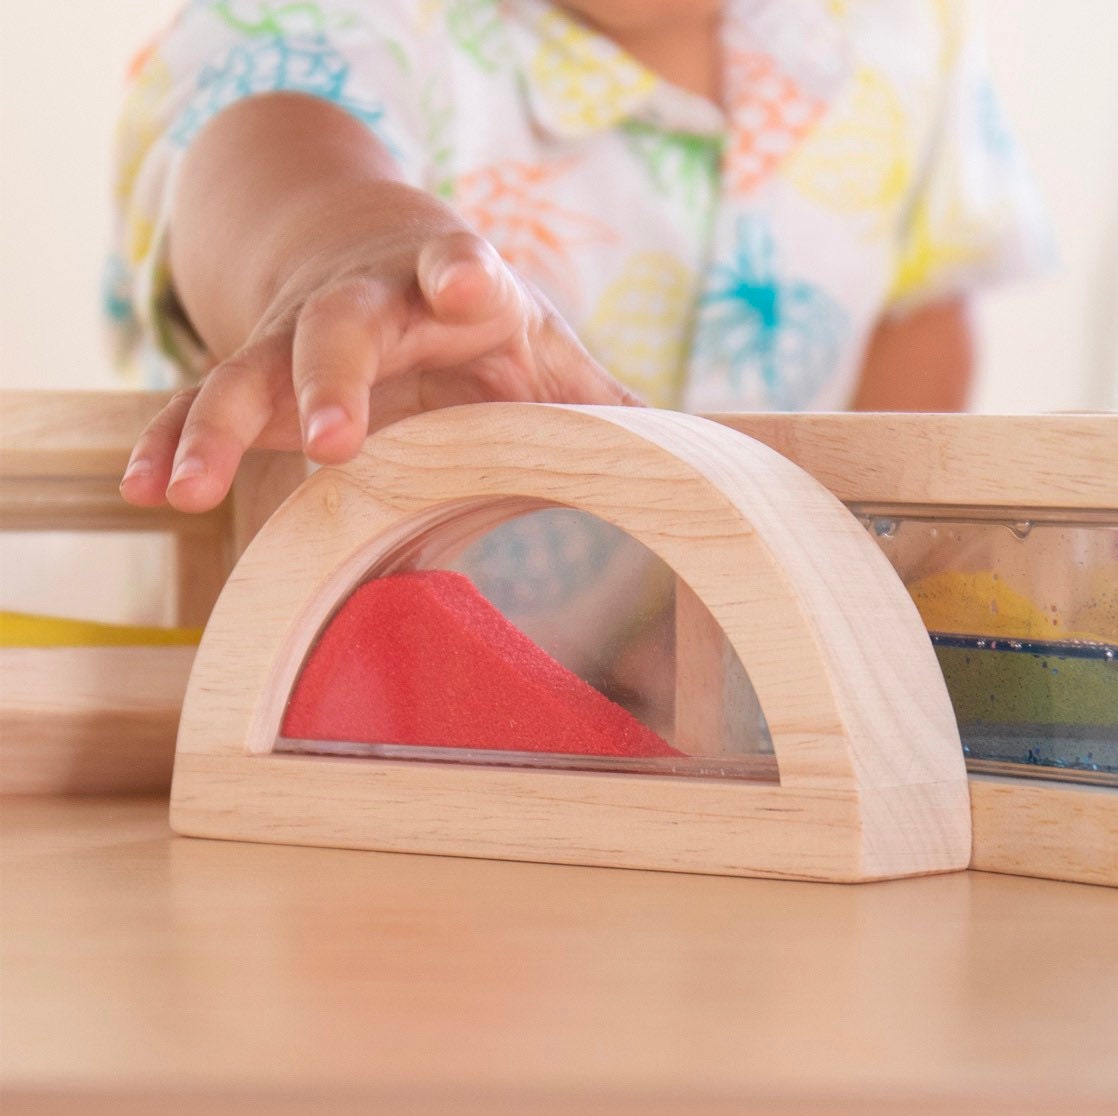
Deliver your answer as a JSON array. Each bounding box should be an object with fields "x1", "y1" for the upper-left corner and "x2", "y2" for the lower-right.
[
  {"x1": 290, "y1": 280, "x2": 381, "y2": 463},
  {"x1": 164, "y1": 338, "x2": 290, "y2": 513},
  {"x1": 285, "y1": 233, "x2": 642, "y2": 458},
  {"x1": 531, "y1": 305, "x2": 647, "y2": 408},
  {"x1": 119, "y1": 388, "x2": 199, "y2": 507},
  {"x1": 547, "y1": 326, "x2": 648, "y2": 409},
  {"x1": 416, "y1": 234, "x2": 643, "y2": 408},
  {"x1": 416, "y1": 232, "x2": 518, "y2": 325},
  {"x1": 561, "y1": 355, "x2": 647, "y2": 408}
]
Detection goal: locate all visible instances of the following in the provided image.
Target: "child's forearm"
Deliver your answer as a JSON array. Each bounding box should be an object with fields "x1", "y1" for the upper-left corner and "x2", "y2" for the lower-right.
[
  {"x1": 852, "y1": 298, "x2": 974, "y2": 412},
  {"x1": 169, "y1": 91, "x2": 468, "y2": 360}
]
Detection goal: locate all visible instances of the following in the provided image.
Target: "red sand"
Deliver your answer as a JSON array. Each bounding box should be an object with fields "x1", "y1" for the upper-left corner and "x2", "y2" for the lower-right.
[{"x1": 282, "y1": 570, "x2": 680, "y2": 757}]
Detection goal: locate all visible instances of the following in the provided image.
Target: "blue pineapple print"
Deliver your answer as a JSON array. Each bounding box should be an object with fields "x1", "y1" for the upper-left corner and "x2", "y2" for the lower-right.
[
  {"x1": 171, "y1": 7, "x2": 385, "y2": 147},
  {"x1": 694, "y1": 216, "x2": 848, "y2": 410}
]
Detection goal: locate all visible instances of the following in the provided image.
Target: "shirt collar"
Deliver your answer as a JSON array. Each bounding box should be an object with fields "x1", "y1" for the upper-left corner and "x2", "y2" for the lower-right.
[
  {"x1": 507, "y1": 0, "x2": 851, "y2": 141},
  {"x1": 507, "y1": 0, "x2": 721, "y2": 138}
]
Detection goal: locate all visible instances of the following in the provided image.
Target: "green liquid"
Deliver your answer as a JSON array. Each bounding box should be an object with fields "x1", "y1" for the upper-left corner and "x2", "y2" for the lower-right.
[{"x1": 932, "y1": 635, "x2": 1117, "y2": 781}]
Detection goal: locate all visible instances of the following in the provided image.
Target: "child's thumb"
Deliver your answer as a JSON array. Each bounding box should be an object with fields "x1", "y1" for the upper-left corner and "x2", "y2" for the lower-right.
[{"x1": 417, "y1": 232, "x2": 515, "y2": 324}]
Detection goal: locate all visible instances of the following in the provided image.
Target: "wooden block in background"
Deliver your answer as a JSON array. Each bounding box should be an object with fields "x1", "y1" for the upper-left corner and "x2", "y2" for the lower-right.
[
  {"x1": 0, "y1": 390, "x2": 306, "y2": 795},
  {"x1": 0, "y1": 646, "x2": 195, "y2": 795}
]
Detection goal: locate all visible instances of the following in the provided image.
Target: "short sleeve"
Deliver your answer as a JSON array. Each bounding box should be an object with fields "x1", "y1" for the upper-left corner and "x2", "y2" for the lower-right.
[
  {"x1": 886, "y1": 0, "x2": 1053, "y2": 315},
  {"x1": 106, "y1": 0, "x2": 436, "y2": 385}
]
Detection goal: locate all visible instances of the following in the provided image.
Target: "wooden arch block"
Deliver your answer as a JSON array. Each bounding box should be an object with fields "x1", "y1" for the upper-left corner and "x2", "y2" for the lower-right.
[{"x1": 171, "y1": 404, "x2": 971, "y2": 882}]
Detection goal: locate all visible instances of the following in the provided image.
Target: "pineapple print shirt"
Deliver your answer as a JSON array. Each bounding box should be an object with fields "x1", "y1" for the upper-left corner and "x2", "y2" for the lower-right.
[{"x1": 108, "y1": 0, "x2": 1050, "y2": 411}]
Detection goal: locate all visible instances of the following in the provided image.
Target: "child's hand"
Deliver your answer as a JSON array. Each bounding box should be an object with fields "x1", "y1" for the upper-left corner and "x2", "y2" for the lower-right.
[
  {"x1": 118, "y1": 95, "x2": 640, "y2": 514},
  {"x1": 120, "y1": 229, "x2": 639, "y2": 513}
]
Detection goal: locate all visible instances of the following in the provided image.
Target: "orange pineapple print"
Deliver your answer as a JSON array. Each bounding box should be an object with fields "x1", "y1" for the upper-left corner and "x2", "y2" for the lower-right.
[
  {"x1": 455, "y1": 158, "x2": 617, "y2": 305},
  {"x1": 723, "y1": 48, "x2": 826, "y2": 195}
]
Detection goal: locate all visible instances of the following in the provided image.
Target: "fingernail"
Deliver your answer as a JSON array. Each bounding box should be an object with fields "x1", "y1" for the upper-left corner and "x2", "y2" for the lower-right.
[
  {"x1": 120, "y1": 457, "x2": 152, "y2": 485},
  {"x1": 305, "y1": 405, "x2": 348, "y2": 445},
  {"x1": 170, "y1": 456, "x2": 205, "y2": 485},
  {"x1": 431, "y1": 260, "x2": 470, "y2": 297}
]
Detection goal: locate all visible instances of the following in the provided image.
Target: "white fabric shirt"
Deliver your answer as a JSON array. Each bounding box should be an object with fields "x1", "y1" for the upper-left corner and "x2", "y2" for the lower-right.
[{"x1": 108, "y1": 0, "x2": 1050, "y2": 410}]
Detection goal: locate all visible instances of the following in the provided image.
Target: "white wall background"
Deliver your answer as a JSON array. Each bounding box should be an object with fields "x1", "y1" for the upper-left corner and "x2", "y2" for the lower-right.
[
  {"x1": 1, "y1": 1, "x2": 1116, "y2": 623},
  {"x1": 976, "y1": 1, "x2": 1118, "y2": 411},
  {"x1": 1, "y1": 0, "x2": 180, "y2": 391}
]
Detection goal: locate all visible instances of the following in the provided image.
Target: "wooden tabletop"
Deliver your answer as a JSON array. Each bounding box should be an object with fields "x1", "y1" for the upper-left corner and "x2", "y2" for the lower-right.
[{"x1": 3, "y1": 797, "x2": 1117, "y2": 1115}]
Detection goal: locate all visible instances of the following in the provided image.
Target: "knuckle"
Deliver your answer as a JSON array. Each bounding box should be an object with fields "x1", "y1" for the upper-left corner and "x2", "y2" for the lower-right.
[
  {"x1": 181, "y1": 410, "x2": 244, "y2": 453},
  {"x1": 296, "y1": 292, "x2": 339, "y2": 333},
  {"x1": 179, "y1": 381, "x2": 245, "y2": 449},
  {"x1": 168, "y1": 386, "x2": 200, "y2": 410},
  {"x1": 301, "y1": 278, "x2": 376, "y2": 327},
  {"x1": 209, "y1": 350, "x2": 260, "y2": 383},
  {"x1": 295, "y1": 367, "x2": 352, "y2": 411},
  {"x1": 141, "y1": 387, "x2": 198, "y2": 442}
]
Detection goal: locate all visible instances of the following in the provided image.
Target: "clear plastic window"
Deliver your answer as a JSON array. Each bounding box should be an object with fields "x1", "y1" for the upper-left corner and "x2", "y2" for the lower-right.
[
  {"x1": 277, "y1": 505, "x2": 776, "y2": 781},
  {"x1": 858, "y1": 508, "x2": 1117, "y2": 786}
]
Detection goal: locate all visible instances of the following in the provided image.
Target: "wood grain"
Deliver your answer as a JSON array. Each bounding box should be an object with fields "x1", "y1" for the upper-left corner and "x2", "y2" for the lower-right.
[
  {"x1": 6, "y1": 396, "x2": 1112, "y2": 884},
  {"x1": 0, "y1": 390, "x2": 176, "y2": 477},
  {"x1": 709, "y1": 412, "x2": 1118, "y2": 510},
  {"x1": 708, "y1": 411, "x2": 1118, "y2": 887},
  {"x1": 173, "y1": 403, "x2": 970, "y2": 882},
  {"x1": 970, "y1": 775, "x2": 1118, "y2": 886},
  {"x1": 0, "y1": 646, "x2": 194, "y2": 795},
  {"x1": 0, "y1": 390, "x2": 304, "y2": 793}
]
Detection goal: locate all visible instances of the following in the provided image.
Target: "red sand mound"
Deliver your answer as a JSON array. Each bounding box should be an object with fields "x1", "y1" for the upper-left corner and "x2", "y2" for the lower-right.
[{"x1": 282, "y1": 570, "x2": 680, "y2": 758}]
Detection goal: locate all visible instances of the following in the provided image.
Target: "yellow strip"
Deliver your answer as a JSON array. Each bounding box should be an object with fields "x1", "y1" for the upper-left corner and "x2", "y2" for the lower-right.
[
  {"x1": 0, "y1": 611, "x2": 202, "y2": 648},
  {"x1": 907, "y1": 571, "x2": 1114, "y2": 645}
]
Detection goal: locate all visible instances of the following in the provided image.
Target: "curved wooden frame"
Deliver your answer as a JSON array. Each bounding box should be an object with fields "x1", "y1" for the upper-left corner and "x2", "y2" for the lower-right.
[{"x1": 172, "y1": 405, "x2": 970, "y2": 881}]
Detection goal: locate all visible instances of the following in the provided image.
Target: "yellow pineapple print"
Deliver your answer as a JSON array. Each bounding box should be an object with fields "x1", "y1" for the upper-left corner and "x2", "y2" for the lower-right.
[
  {"x1": 114, "y1": 53, "x2": 172, "y2": 206},
  {"x1": 888, "y1": 194, "x2": 985, "y2": 304},
  {"x1": 531, "y1": 10, "x2": 656, "y2": 134},
  {"x1": 417, "y1": 0, "x2": 443, "y2": 32},
  {"x1": 125, "y1": 212, "x2": 157, "y2": 269},
  {"x1": 584, "y1": 253, "x2": 694, "y2": 408},
  {"x1": 785, "y1": 67, "x2": 911, "y2": 219},
  {"x1": 115, "y1": 50, "x2": 173, "y2": 268},
  {"x1": 930, "y1": 0, "x2": 965, "y2": 69}
]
